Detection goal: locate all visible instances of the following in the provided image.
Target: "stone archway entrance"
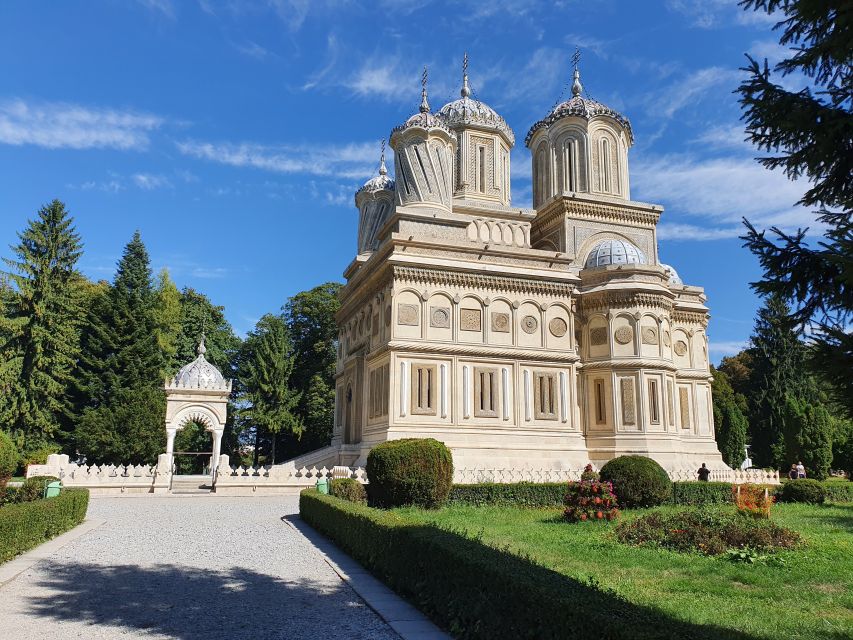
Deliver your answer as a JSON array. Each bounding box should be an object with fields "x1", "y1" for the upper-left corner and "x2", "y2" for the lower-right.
[{"x1": 164, "y1": 337, "x2": 231, "y2": 492}]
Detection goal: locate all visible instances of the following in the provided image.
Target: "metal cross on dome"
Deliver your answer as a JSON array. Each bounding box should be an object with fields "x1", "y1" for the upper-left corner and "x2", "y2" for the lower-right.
[{"x1": 571, "y1": 47, "x2": 581, "y2": 72}]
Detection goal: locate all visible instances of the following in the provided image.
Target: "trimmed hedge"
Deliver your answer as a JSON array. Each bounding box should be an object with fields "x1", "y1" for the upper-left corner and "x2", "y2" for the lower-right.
[
  {"x1": 366, "y1": 438, "x2": 453, "y2": 508},
  {"x1": 0, "y1": 488, "x2": 89, "y2": 563},
  {"x1": 300, "y1": 490, "x2": 745, "y2": 640},
  {"x1": 448, "y1": 482, "x2": 566, "y2": 507},
  {"x1": 600, "y1": 456, "x2": 672, "y2": 508},
  {"x1": 778, "y1": 479, "x2": 826, "y2": 504},
  {"x1": 16, "y1": 476, "x2": 60, "y2": 503},
  {"x1": 821, "y1": 480, "x2": 853, "y2": 503},
  {"x1": 329, "y1": 478, "x2": 367, "y2": 504},
  {"x1": 670, "y1": 482, "x2": 734, "y2": 506}
]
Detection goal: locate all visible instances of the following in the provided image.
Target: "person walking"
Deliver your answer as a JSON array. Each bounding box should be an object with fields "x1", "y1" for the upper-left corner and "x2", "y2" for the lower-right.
[
  {"x1": 796, "y1": 461, "x2": 806, "y2": 478},
  {"x1": 697, "y1": 463, "x2": 711, "y2": 482}
]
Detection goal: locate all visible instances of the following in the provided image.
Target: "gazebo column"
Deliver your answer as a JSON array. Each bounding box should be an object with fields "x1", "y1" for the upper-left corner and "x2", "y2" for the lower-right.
[
  {"x1": 211, "y1": 428, "x2": 224, "y2": 479},
  {"x1": 166, "y1": 428, "x2": 177, "y2": 471}
]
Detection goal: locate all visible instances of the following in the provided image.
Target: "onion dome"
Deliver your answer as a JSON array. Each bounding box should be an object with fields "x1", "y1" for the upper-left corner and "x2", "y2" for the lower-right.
[
  {"x1": 356, "y1": 145, "x2": 395, "y2": 197},
  {"x1": 525, "y1": 66, "x2": 633, "y2": 146},
  {"x1": 171, "y1": 336, "x2": 228, "y2": 390},
  {"x1": 661, "y1": 263, "x2": 683, "y2": 286},
  {"x1": 391, "y1": 67, "x2": 451, "y2": 137},
  {"x1": 584, "y1": 238, "x2": 647, "y2": 268},
  {"x1": 437, "y1": 62, "x2": 514, "y2": 146}
]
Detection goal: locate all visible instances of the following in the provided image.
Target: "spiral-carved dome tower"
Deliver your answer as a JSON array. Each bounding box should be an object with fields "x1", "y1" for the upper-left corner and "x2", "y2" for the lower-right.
[{"x1": 355, "y1": 142, "x2": 395, "y2": 255}]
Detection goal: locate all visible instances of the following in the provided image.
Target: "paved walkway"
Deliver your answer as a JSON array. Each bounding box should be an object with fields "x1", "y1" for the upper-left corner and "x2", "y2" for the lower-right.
[{"x1": 0, "y1": 496, "x2": 444, "y2": 640}]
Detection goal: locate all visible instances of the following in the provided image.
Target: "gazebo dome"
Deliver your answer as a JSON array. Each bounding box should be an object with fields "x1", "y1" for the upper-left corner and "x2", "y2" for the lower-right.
[
  {"x1": 584, "y1": 238, "x2": 648, "y2": 269},
  {"x1": 172, "y1": 338, "x2": 227, "y2": 390}
]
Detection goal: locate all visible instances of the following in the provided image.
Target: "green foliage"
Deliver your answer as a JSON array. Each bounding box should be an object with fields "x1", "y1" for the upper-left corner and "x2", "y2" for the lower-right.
[
  {"x1": 615, "y1": 507, "x2": 801, "y2": 555},
  {"x1": 670, "y1": 481, "x2": 735, "y2": 506},
  {"x1": 74, "y1": 232, "x2": 166, "y2": 465},
  {"x1": 599, "y1": 455, "x2": 672, "y2": 508},
  {"x1": 778, "y1": 479, "x2": 826, "y2": 504},
  {"x1": 0, "y1": 431, "x2": 19, "y2": 489},
  {"x1": 0, "y1": 488, "x2": 89, "y2": 563},
  {"x1": 283, "y1": 282, "x2": 341, "y2": 455},
  {"x1": 580, "y1": 463, "x2": 599, "y2": 482},
  {"x1": 16, "y1": 475, "x2": 60, "y2": 503},
  {"x1": 19, "y1": 443, "x2": 59, "y2": 471},
  {"x1": 563, "y1": 481, "x2": 619, "y2": 522},
  {"x1": 366, "y1": 438, "x2": 453, "y2": 508},
  {"x1": 0, "y1": 200, "x2": 83, "y2": 449},
  {"x1": 820, "y1": 479, "x2": 853, "y2": 503},
  {"x1": 329, "y1": 478, "x2": 366, "y2": 504},
  {"x1": 738, "y1": 1, "x2": 852, "y2": 415},
  {"x1": 711, "y1": 367, "x2": 749, "y2": 468},
  {"x1": 152, "y1": 268, "x2": 182, "y2": 377},
  {"x1": 448, "y1": 482, "x2": 566, "y2": 507},
  {"x1": 783, "y1": 395, "x2": 833, "y2": 479},
  {"x1": 237, "y1": 313, "x2": 302, "y2": 464},
  {"x1": 831, "y1": 416, "x2": 853, "y2": 476},
  {"x1": 171, "y1": 287, "x2": 241, "y2": 379}
]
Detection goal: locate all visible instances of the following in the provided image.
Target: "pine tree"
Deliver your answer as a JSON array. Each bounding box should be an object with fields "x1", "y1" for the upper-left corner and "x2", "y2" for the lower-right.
[
  {"x1": 739, "y1": 0, "x2": 852, "y2": 415},
  {"x1": 75, "y1": 231, "x2": 165, "y2": 465},
  {"x1": 0, "y1": 200, "x2": 83, "y2": 451},
  {"x1": 747, "y1": 295, "x2": 813, "y2": 468},
  {"x1": 238, "y1": 314, "x2": 302, "y2": 465},
  {"x1": 711, "y1": 367, "x2": 749, "y2": 469}
]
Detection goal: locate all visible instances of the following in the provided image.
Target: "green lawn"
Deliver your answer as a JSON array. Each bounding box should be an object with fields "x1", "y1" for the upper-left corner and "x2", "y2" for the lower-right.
[{"x1": 395, "y1": 502, "x2": 853, "y2": 640}]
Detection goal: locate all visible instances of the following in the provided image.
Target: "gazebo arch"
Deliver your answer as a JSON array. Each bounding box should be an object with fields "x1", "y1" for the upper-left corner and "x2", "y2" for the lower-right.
[{"x1": 164, "y1": 337, "x2": 232, "y2": 481}]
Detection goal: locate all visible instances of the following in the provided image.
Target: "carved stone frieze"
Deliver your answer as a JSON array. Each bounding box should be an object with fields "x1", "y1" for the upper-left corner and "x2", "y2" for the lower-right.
[
  {"x1": 672, "y1": 310, "x2": 709, "y2": 327},
  {"x1": 460, "y1": 308, "x2": 482, "y2": 331},
  {"x1": 620, "y1": 378, "x2": 636, "y2": 425},
  {"x1": 580, "y1": 291, "x2": 673, "y2": 315},
  {"x1": 491, "y1": 312, "x2": 510, "y2": 333},
  {"x1": 393, "y1": 266, "x2": 575, "y2": 297},
  {"x1": 397, "y1": 303, "x2": 419, "y2": 326}
]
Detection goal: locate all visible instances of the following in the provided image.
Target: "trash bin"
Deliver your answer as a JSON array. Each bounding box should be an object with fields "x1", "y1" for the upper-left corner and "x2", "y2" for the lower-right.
[
  {"x1": 44, "y1": 481, "x2": 61, "y2": 499},
  {"x1": 316, "y1": 477, "x2": 329, "y2": 495}
]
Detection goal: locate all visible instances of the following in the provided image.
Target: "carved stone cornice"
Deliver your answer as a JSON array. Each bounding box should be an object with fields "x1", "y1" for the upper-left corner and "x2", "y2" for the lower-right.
[
  {"x1": 672, "y1": 310, "x2": 709, "y2": 328},
  {"x1": 534, "y1": 195, "x2": 662, "y2": 236},
  {"x1": 388, "y1": 340, "x2": 580, "y2": 363},
  {"x1": 580, "y1": 359, "x2": 678, "y2": 372},
  {"x1": 675, "y1": 370, "x2": 714, "y2": 382},
  {"x1": 393, "y1": 266, "x2": 576, "y2": 298},
  {"x1": 578, "y1": 291, "x2": 673, "y2": 315}
]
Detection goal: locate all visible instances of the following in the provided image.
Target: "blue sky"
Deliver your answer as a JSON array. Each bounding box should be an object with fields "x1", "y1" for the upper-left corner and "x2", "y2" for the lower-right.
[{"x1": 0, "y1": 1, "x2": 814, "y2": 361}]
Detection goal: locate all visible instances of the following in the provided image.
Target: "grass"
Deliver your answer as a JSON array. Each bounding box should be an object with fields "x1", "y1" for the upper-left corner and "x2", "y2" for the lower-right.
[{"x1": 394, "y1": 502, "x2": 853, "y2": 640}]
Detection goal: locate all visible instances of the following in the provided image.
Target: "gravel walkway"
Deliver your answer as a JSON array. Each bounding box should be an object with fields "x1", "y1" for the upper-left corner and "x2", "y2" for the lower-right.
[{"x1": 0, "y1": 496, "x2": 399, "y2": 640}]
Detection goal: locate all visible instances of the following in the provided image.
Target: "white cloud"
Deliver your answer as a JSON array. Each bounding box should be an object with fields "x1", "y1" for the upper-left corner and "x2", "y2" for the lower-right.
[
  {"x1": 500, "y1": 47, "x2": 564, "y2": 107},
  {"x1": 132, "y1": 173, "x2": 173, "y2": 190},
  {"x1": 650, "y1": 67, "x2": 741, "y2": 119},
  {"x1": 709, "y1": 340, "x2": 748, "y2": 357},
  {"x1": 0, "y1": 99, "x2": 164, "y2": 151},
  {"x1": 302, "y1": 34, "x2": 339, "y2": 90},
  {"x1": 691, "y1": 125, "x2": 750, "y2": 151},
  {"x1": 176, "y1": 138, "x2": 380, "y2": 179},
  {"x1": 345, "y1": 56, "x2": 419, "y2": 101},
  {"x1": 136, "y1": 0, "x2": 175, "y2": 18},
  {"x1": 564, "y1": 34, "x2": 612, "y2": 60},
  {"x1": 233, "y1": 40, "x2": 272, "y2": 60},
  {"x1": 656, "y1": 223, "x2": 742, "y2": 241}
]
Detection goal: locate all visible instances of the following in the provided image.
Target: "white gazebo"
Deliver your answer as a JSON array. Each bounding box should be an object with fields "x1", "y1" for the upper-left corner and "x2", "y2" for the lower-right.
[{"x1": 164, "y1": 336, "x2": 232, "y2": 481}]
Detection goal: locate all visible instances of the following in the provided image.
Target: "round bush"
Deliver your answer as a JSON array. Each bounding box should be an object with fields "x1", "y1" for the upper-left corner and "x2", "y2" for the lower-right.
[
  {"x1": 329, "y1": 478, "x2": 367, "y2": 504},
  {"x1": 17, "y1": 475, "x2": 60, "y2": 503},
  {"x1": 0, "y1": 431, "x2": 19, "y2": 490},
  {"x1": 599, "y1": 455, "x2": 672, "y2": 508},
  {"x1": 366, "y1": 438, "x2": 453, "y2": 508},
  {"x1": 778, "y1": 478, "x2": 826, "y2": 504}
]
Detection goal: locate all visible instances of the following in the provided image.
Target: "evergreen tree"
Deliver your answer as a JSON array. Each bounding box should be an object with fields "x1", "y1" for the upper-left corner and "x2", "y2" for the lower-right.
[
  {"x1": 75, "y1": 231, "x2": 165, "y2": 464},
  {"x1": 0, "y1": 200, "x2": 83, "y2": 451},
  {"x1": 747, "y1": 295, "x2": 813, "y2": 468},
  {"x1": 238, "y1": 314, "x2": 302, "y2": 465},
  {"x1": 153, "y1": 269, "x2": 181, "y2": 379},
  {"x1": 711, "y1": 367, "x2": 749, "y2": 469},
  {"x1": 783, "y1": 395, "x2": 833, "y2": 480},
  {"x1": 171, "y1": 288, "x2": 240, "y2": 379},
  {"x1": 283, "y1": 282, "x2": 341, "y2": 455},
  {"x1": 831, "y1": 417, "x2": 853, "y2": 477},
  {"x1": 739, "y1": 0, "x2": 852, "y2": 415}
]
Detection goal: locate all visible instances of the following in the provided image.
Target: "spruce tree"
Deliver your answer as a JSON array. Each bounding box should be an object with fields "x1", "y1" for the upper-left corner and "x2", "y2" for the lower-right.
[
  {"x1": 0, "y1": 200, "x2": 83, "y2": 451},
  {"x1": 711, "y1": 367, "x2": 749, "y2": 469},
  {"x1": 75, "y1": 231, "x2": 165, "y2": 465},
  {"x1": 783, "y1": 395, "x2": 833, "y2": 480}
]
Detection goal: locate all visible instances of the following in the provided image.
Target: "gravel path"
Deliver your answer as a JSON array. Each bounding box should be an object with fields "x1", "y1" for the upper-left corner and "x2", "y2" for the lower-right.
[{"x1": 0, "y1": 496, "x2": 399, "y2": 640}]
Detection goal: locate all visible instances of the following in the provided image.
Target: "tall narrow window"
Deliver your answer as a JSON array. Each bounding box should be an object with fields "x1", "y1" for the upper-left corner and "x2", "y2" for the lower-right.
[
  {"x1": 411, "y1": 364, "x2": 437, "y2": 415},
  {"x1": 474, "y1": 368, "x2": 498, "y2": 418},
  {"x1": 534, "y1": 372, "x2": 557, "y2": 420},
  {"x1": 478, "y1": 146, "x2": 486, "y2": 193},
  {"x1": 563, "y1": 141, "x2": 575, "y2": 192},
  {"x1": 594, "y1": 379, "x2": 606, "y2": 424},
  {"x1": 600, "y1": 139, "x2": 610, "y2": 192},
  {"x1": 648, "y1": 379, "x2": 660, "y2": 424},
  {"x1": 414, "y1": 145, "x2": 432, "y2": 193}
]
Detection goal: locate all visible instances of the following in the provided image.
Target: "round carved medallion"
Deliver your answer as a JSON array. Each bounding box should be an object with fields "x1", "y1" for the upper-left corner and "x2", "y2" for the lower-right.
[
  {"x1": 642, "y1": 327, "x2": 658, "y2": 345},
  {"x1": 549, "y1": 317, "x2": 568, "y2": 337},
  {"x1": 674, "y1": 340, "x2": 688, "y2": 356},
  {"x1": 663, "y1": 331, "x2": 671, "y2": 347},
  {"x1": 430, "y1": 307, "x2": 450, "y2": 328},
  {"x1": 521, "y1": 315, "x2": 538, "y2": 334},
  {"x1": 614, "y1": 326, "x2": 633, "y2": 345}
]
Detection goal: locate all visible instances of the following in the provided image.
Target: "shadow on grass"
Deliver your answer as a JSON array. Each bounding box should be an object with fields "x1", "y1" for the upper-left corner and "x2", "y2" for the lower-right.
[
  {"x1": 300, "y1": 495, "x2": 853, "y2": 640},
  {"x1": 22, "y1": 561, "x2": 394, "y2": 640},
  {"x1": 797, "y1": 503, "x2": 853, "y2": 533}
]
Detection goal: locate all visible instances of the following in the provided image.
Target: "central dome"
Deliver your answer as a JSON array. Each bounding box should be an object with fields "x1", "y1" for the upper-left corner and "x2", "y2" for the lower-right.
[
  {"x1": 438, "y1": 74, "x2": 515, "y2": 146},
  {"x1": 584, "y1": 238, "x2": 647, "y2": 268}
]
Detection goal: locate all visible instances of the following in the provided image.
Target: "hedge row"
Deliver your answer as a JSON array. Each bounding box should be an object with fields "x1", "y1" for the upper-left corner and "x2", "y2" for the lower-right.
[
  {"x1": 300, "y1": 490, "x2": 743, "y2": 640},
  {"x1": 0, "y1": 488, "x2": 89, "y2": 563},
  {"x1": 811, "y1": 480, "x2": 852, "y2": 503}
]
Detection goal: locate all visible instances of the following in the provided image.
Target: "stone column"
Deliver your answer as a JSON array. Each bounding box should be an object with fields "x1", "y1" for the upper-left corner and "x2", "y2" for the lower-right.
[
  {"x1": 165, "y1": 429, "x2": 177, "y2": 472},
  {"x1": 211, "y1": 429, "x2": 224, "y2": 479}
]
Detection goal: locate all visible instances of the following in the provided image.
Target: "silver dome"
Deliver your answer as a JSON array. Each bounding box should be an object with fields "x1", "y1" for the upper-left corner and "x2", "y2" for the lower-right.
[
  {"x1": 661, "y1": 263, "x2": 683, "y2": 286},
  {"x1": 584, "y1": 239, "x2": 647, "y2": 269},
  {"x1": 438, "y1": 64, "x2": 515, "y2": 145},
  {"x1": 356, "y1": 155, "x2": 395, "y2": 196},
  {"x1": 171, "y1": 338, "x2": 228, "y2": 390}
]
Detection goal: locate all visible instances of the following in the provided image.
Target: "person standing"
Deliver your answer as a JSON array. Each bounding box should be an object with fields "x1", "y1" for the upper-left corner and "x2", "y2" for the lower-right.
[
  {"x1": 796, "y1": 461, "x2": 806, "y2": 478},
  {"x1": 788, "y1": 464, "x2": 798, "y2": 480},
  {"x1": 697, "y1": 463, "x2": 711, "y2": 482}
]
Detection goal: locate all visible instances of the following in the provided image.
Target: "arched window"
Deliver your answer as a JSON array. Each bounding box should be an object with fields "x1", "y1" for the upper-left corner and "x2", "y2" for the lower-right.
[
  {"x1": 535, "y1": 147, "x2": 547, "y2": 207},
  {"x1": 562, "y1": 139, "x2": 576, "y2": 192},
  {"x1": 599, "y1": 138, "x2": 611, "y2": 192}
]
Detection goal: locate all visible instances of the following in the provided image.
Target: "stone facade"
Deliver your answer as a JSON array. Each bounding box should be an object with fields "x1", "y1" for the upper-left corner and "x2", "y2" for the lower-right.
[{"x1": 327, "y1": 63, "x2": 727, "y2": 477}]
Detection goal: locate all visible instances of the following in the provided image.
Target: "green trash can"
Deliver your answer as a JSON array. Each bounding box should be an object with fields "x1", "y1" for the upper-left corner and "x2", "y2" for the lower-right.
[
  {"x1": 44, "y1": 481, "x2": 61, "y2": 499},
  {"x1": 316, "y1": 477, "x2": 329, "y2": 495}
]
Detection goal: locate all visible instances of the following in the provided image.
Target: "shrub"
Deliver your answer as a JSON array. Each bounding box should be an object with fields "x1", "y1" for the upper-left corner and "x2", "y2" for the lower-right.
[
  {"x1": 0, "y1": 431, "x2": 19, "y2": 491},
  {"x1": 670, "y1": 481, "x2": 733, "y2": 506},
  {"x1": 599, "y1": 456, "x2": 672, "y2": 508},
  {"x1": 821, "y1": 480, "x2": 853, "y2": 503},
  {"x1": 21, "y1": 444, "x2": 60, "y2": 471},
  {"x1": 329, "y1": 478, "x2": 367, "y2": 504},
  {"x1": 0, "y1": 486, "x2": 19, "y2": 506},
  {"x1": 448, "y1": 482, "x2": 566, "y2": 508},
  {"x1": 733, "y1": 483, "x2": 774, "y2": 518},
  {"x1": 778, "y1": 479, "x2": 826, "y2": 504},
  {"x1": 16, "y1": 476, "x2": 61, "y2": 503},
  {"x1": 580, "y1": 463, "x2": 599, "y2": 482},
  {"x1": 615, "y1": 508, "x2": 801, "y2": 555},
  {"x1": 563, "y1": 481, "x2": 619, "y2": 522},
  {"x1": 0, "y1": 488, "x2": 89, "y2": 563},
  {"x1": 366, "y1": 438, "x2": 453, "y2": 508},
  {"x1": 300, "y1": 490, "x2": 729, "y2": 639}
]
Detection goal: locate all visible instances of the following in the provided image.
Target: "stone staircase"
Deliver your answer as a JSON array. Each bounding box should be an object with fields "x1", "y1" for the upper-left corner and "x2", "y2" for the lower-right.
[{"x1": 170, "y1": 475, "x2": 213, "y2": 494}]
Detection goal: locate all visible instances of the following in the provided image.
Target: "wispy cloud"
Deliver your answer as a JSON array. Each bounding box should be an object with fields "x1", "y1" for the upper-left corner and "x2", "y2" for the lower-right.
[
  {"x1": 691, "y1": 124, "x2": 750, "y2": 151},
  {"x1": 709, "y1": 340, "x2": 748, "y2": 357},
  {"x1": 302, "y1": 34, "x2": 339, "y2": 90},
  {"x1": 233, "y1": 40, "x2": 272, "y2": 60},
  {"x1": 136, "y1": 0, "x2": 175, "y2": 19},
  {"x1": 176, "y1": 138, "x2": 380, "y2": 179},
  {"x1": 0, "y1": 99, "x2": 164, "y2": 151},
  {"x1": 132, "y1": 173, "x2": 173, "y2": 190},
  {"x1": 345, "y1": 55, "x2": 419, "y2": 101},
  {"x1": 649, "y1": 67, "x2": 741, "y2": 119}
]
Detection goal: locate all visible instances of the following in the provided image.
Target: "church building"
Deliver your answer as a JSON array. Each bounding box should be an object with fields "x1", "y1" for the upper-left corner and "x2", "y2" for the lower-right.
[{"x1": 329, "y1": 60, "x2": 726, "y2": 476}]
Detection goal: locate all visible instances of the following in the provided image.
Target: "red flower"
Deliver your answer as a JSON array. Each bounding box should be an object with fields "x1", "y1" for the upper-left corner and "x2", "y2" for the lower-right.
[
  {"x1": 580, "y1": 513, "x2": 588, "y2": 521},
  {"x1": 596, "y1": 511, "x2": 603, "y2": 519}
]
